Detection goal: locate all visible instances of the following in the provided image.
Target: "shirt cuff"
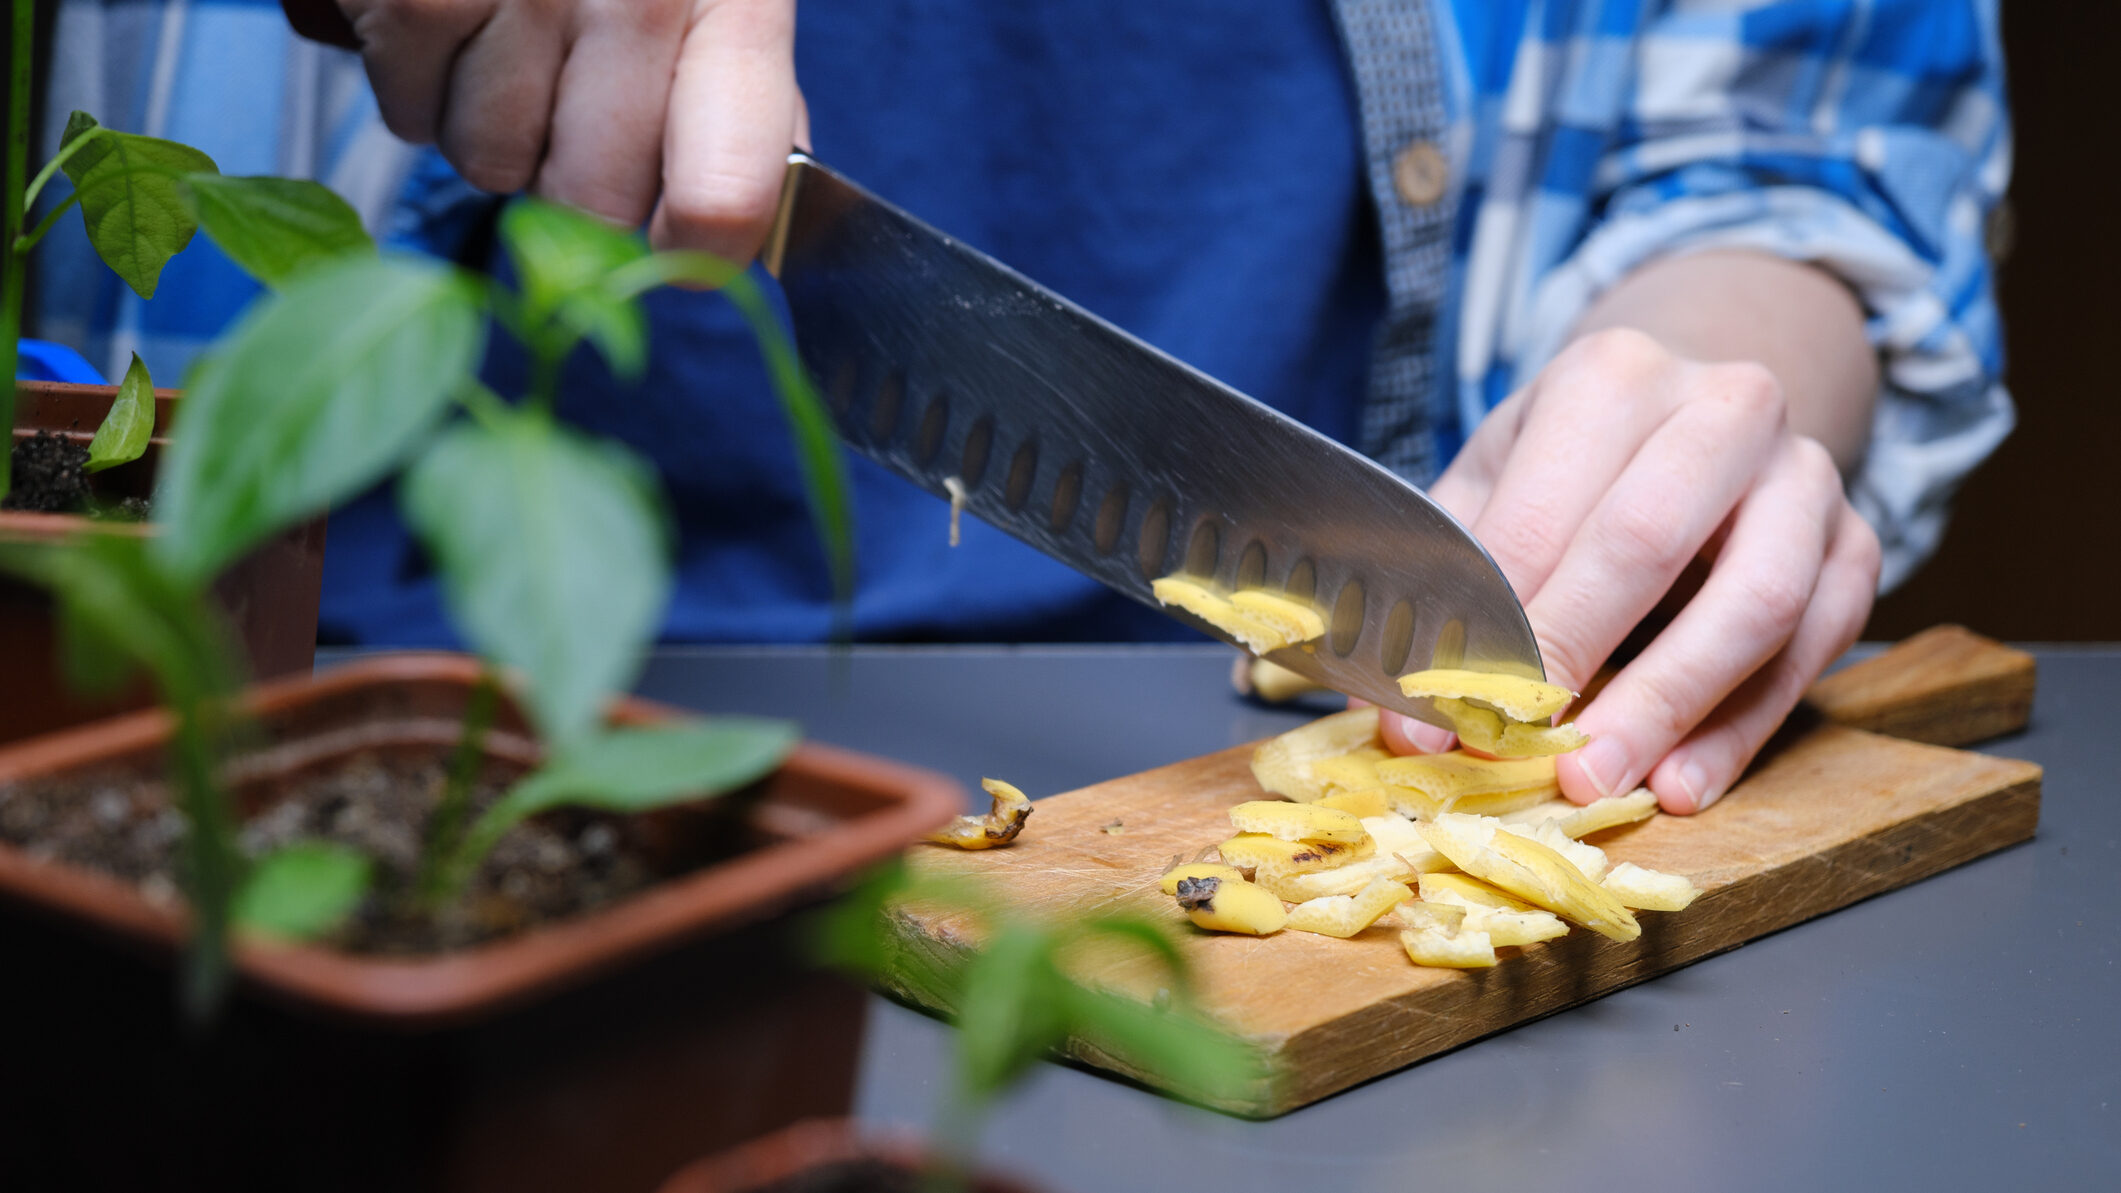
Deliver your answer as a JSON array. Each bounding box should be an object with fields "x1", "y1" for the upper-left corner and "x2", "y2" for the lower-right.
[{"x1": 1510, "y1": 186, "x2": 2014, "y2": 593}]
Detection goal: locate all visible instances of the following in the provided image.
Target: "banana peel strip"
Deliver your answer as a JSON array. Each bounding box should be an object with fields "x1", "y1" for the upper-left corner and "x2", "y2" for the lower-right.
[
  {"x1": 925, "y1": 778, "x2": 1034, "y2": 850},
  {"x1": 1395, "y1": 668, "x2": 1576, "y2": 722},
  {"x1": 1436, "y1": 698, "x2": 1588, "y2": 758},
  {"x1": 1420, "y1": 813, "x2": 1640, "y2": 942},
  {"x1": 1250, "y1": 707, "x2": 1382, "y2": 802}
]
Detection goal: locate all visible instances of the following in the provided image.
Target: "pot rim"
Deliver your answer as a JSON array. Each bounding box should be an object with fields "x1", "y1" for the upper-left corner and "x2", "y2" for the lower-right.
[
  {"x1": 0, "y1": 651, "x2": 964, "y2": 1027},
  {"x1": 657, "y1": 1117, "x2": 1047, "y2": 1193}
]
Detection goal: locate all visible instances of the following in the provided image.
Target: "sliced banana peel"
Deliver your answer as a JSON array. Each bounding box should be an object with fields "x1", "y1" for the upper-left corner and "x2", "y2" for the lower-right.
[
  {"x1": 1250, "y1": 707, "x2": 1382, "y2": 802},
  {"x1": 1217, "y1": 832, "x2": 1375, "y2": 877},
  {"x1": 1174, "y1": 875, "x2": 1287, "y2": 935},
  {"x1": 1152, "y1": 577, "x2": 1323, "y2": 656},
  {"x1": 1232, "y1": 656, "x2": 1327, "y2": 704},
  {"x1": 1285, "y1": 878, "x2": 1411, "y2": 939},
  {"x1": 1401, "y1": 924, "x2": 1497, "y2": 968},
  {"x1": 1158, "y1": 861, "x2": 1248, "y2": 896},
  {"x1": 924, "y1": 778, "x2": 1034, "y2": 849},
  {"x1": 1255, "y1": 852, "x2": 1417, "y2": 902},
  {"x1": 1435, "y1": 698, "x2": 1589, "y2": 758},
  {"x1": 1318, "y1": 788, "x2": 1392, "y2": 818},
  {"x1": 1603, "y1": 861, "x2": 1702, "y2": 911},
  {"x1": 1395, "y1": 668, "x2": 1576, "y2": 722},
  {"x1": 1228, "y1": 800, "x2": 1367, "y2": 845},
  {"x1": 1502, "y1": 819, "x2": 1610, "y2": 882},
  {"x1": 1420, "y1": 813, "x2": 1640, "y2": 942}
]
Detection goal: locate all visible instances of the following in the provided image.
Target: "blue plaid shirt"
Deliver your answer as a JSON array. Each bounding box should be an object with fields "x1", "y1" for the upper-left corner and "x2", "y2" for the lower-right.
[{"x1": 38, "y1": 0, "x2": 2009, "y2": 602}]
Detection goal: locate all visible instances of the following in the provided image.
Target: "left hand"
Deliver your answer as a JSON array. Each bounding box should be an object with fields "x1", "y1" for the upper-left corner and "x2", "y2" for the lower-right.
[{"x1": 1380, "y1": 327, "x2": 1882, "y2": 814}]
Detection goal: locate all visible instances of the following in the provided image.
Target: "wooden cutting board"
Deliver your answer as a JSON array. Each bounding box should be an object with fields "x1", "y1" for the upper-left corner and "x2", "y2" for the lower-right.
[{"x1": 879, "y1": 627, "x2": 2044, "y2": 1117}]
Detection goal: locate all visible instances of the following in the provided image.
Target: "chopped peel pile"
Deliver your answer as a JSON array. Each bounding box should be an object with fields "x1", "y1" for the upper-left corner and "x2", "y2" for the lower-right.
[
  {"x1": 1152, "y1": 576, "x2": 1324, "y2": 656},
  {"x1": 925, "y1": 778, "x2": 1034, "y2": 850},
  {"x1": 1164, "y1": 699, "x2": 1701, "y2": 972}
]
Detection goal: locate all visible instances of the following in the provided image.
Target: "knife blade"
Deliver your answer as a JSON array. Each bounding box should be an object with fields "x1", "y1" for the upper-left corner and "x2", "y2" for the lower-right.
[{"x1": 761, "y1": 153, "x2": 1544, "y2": 724}]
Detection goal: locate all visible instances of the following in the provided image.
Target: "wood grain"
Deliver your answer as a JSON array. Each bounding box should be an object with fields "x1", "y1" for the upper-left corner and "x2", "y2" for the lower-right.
[
  {"x1": 882, "y1": 630, "x2": 2043, "y2": 1116},
  {"x1": 1806, "y1": 624, "x2": 2036, "y2": 746}
]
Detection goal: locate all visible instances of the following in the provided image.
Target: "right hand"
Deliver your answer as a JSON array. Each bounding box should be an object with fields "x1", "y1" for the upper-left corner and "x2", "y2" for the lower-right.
[{"x1": 329, "y1": 0, "x2": 805, "y2": 261}]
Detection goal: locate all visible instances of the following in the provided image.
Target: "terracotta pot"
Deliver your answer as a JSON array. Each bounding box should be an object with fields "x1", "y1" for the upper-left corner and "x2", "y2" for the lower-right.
[
  {"x1": 658, "y1": 1119, "x2": 1046, "y2": 1193},
  {"x1": 0, "y1": 653, "x2": 965, "y2": 1192},
  {"x1": 1, "y1": 379, "x2": 327, "y2": 745}
]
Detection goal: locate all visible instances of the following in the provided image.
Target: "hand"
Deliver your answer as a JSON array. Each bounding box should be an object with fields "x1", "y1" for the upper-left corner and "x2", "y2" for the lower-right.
[
  {"x1": 328, "y1": 0, "x2": 804, "y2": 261},
  {"x1": 1382, "y1": 327, "x2": 1882, "y2": 814}
]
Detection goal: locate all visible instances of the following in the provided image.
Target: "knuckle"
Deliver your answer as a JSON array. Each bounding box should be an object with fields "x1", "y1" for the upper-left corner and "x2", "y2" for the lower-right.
[
  {"x1": 1789, "y1": 434, "x2": 1841, "y2": 491},
  {"x1": 1600, "y1": 497, "x2": 1692, "y2": 574},
  {"x1": 1734, "y1": 568, "x2": 1813, "y2": 641},
  {"x1": 1706, "y1": 360, "x2": 1786, "y2": 424},
  {"x1": 1562, "y1": 327, "x2": 1672, "y2": 387},
  {"x1": 449, "y1": 146, "x2": 538, "y2": 195},
  {"x1": 1620, "y1": 668, "x2": 1698, "y2": 743},
  {"x1": 1482, "y1": 511, "x2": 1569, "y2": 579},
  {"x1": 662, "y1": 168, "x2": 780, "y2": 237},
  {"x1": 1846, "y1": 515, "x2": 1884, "y2": 590}
]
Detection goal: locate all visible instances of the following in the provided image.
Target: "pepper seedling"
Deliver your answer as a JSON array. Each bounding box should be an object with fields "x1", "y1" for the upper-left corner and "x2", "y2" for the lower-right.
[
  {"x1": 3, "y1": 5, "x2": 853, "y2": 1011},
  {"x1": 2, "y1": 4, "x2": 376, "y2": 502}
]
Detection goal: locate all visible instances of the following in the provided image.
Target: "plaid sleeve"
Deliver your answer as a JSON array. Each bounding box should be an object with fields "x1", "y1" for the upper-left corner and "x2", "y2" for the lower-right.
[{"x1": 1471, "y1": 0, "x2": 2011, "y2": 592}]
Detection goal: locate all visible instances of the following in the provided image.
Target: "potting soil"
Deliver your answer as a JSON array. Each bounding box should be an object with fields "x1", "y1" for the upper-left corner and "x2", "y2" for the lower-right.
[
  {"x1": 0, "y1": 748, "x2": 714, "y2": 953},
  {"x1": 3, "y1": 430, "x2": 91, "y2": 512}
]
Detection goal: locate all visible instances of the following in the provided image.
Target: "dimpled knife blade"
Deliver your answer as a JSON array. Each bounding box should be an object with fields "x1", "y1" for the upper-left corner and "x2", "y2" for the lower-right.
[{"x1": 762, "y1": 153, "x2": 1543, "y2": 723}]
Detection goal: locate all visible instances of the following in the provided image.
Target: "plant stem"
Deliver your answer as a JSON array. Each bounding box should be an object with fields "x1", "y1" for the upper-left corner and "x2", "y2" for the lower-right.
[
  {"x1": 173, "y1": 698, "x2": 243, "y2": 1023},
  {"x1": 416, "y1": 666, "x2": 498, "y2": 905},
  {"x1": 12, "y1": 189, "x2": 74, "y2": 253},
  {"x1": 2, "y1": 0, "x2": 36, "y2": 502},
  {"x1": 19, "y1": 123, "x2": 92, "y2": 213}
]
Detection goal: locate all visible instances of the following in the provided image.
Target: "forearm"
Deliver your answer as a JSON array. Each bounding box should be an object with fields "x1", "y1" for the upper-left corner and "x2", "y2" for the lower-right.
[{"x1": 1569, "y1": 249, "x2": 1880, "y2": 472}]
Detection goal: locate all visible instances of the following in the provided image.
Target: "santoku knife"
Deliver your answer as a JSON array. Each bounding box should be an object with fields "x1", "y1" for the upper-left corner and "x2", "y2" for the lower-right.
[{"x1": 761, "y1": 153, "x2": 1543, "y2": 726}]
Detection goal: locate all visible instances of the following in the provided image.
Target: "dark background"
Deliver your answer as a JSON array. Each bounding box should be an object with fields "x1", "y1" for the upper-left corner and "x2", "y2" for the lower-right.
[
  {"x1": 1867, "y1": 2, "x2": 2120, "y2": 641},
  {"x1": 8, "y1": 4, "x2": 2114, "y2": 640}
]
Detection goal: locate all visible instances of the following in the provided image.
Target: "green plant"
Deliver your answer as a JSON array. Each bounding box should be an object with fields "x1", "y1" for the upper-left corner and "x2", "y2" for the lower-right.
[
  {"x1": 819, "y1": 861, "x2": 1259, "y2": 1182},
  {"x1": 3, "y1": 0, "x2": 375, "y2": 501},
  {"x1": 2, "y1": 7, "x2": 853, "y2": 1012}
]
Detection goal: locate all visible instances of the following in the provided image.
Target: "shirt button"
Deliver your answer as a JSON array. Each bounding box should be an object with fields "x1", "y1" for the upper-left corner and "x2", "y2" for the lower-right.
[{"x1": 1392, "y1": 140, "x2": 1449, "y2": 206}]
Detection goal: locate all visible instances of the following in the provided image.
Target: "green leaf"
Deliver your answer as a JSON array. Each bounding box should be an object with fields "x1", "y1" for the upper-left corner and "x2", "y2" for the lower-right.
[
  {"x1": 1057, "y1": 984, "x2": 1263, "y2": 1106},
  {"x1": 500, "y1": 198, "x2": 650, "y2": 379},
  {"x1": 443, "y1": 719, "x2": 796, "y2": 897},
  {"x1": 400, "y1": 410, "x2": 671, "y2": 747},
  {"x1": 185, "y1": 174, "x2": 375, "y2": 288},
  {"x1": 152, "y1": 255, "x2": 485, "y2": 584},
  {"x1": 954, "y1": 927, "x2": 1070, "y2": 1102},
  {"x1": 84, "y1": 353, "x2": 156, "y2": 473},
  {"x1": 502, "y1": 719, "x2": 798, "y2": 818},
  {"x1": 233, "y1": 842, "x2": 372, "y2": 940},
  {"x1": 58, "y1": 110, "x2": 219, "y2": 298}
]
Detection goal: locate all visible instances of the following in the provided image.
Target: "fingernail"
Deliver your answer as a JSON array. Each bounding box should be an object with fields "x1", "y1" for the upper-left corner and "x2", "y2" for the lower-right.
[
  {"x1": 1410, "y1": 720, "x2": 1456, "y2": 753},
  {"x1": 1677, "y1": 757, "x2": 1721, "y2": 812},
  {"x1": 1574, "y1": 737, "x2": 1628, "y2": 800}
]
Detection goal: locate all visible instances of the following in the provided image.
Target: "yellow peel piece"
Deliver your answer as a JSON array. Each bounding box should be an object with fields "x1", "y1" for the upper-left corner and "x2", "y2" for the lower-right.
[
  {"x1": 924, "y1": 777, "x2": 1034, "y2": 849},
  {"x1": 1250, "y1": 707, "x2": 1383, "y2": 801},
  {"x1": 1401, "y1": 925, "x2": 1497, "y2": 968},
  {"x1": 1603, "y1": 861, "x2": 1702, "y2": 911},
  {"x1": 1374, "y1": 753, "x2": 1557, "y2": 800},
  {"x1": 1392, "y1": 900, "x2": 1467, "y2": 933},
  {"x1": 1467, "y1": 906, "x2": 1569, "y2": 947},
  {"x1": 1284, "y1": 878, "x2": 1411, "y2": 939},
  {"x1": 1436, "y1": 699, "x2": 1588, "y2": 758},
  {"x1": 1229, "y1": 589, "x2": 1327, "y2": 645},
  {"x1": 1502, "y1": 819, "x2": 1609, "y2": 882},
  {"x1": 1418, "y1": 871, "x2": 1537, "y2": 913},
  {"x1": 1419, "y1": 813, "x2": 1640, "y2": 941},
  {"x1": 1558, "y1": 788, "x2": 1660, "y2": 837},
  {"x1": 1233, "y1": 656, "x2": 1326, "y2": 703},
  {"x1": 1228, "y1": 800, "x2": 1367, "y2": 845},
  {"x1": 1174, "y1": 875, "x2": 1287, "y2": 935},
  {"x1": 1311, "y1": 749, "x2": 1392, "y2": 796},
  {"x1": 1151, "y1": 577, "x2": 1291, "y2": 654},
  {"x1": 1396, "y1": 668, "x2": 1576, "y2": 722},
  {"x1": 1216, "y1": 832, "x2": 1373, "y2": 877},
  {"x1": 1318, "y1": 788, "x2": 1392, "y2": 819},
  {"x1": 1253, "y1": 853, "x2": 1415, "y2": 902},
  {"x1": 1158, "y1": 862, "x2": 1247, "y2": 896}
]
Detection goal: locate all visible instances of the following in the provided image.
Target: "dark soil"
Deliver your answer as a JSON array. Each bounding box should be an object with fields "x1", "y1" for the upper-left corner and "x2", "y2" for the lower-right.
[
  {"x1": 3, "y1": 430, "x2": 90, "y2": 512},
  {"x1": 746, "y1": 1160, "x2": 924, "y2": 1193},
  {"x1": 0, "y1": 748, "x2": 704, "y2": 954}
]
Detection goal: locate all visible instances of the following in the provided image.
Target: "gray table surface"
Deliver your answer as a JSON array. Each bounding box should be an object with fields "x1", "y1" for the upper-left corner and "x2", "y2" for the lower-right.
[{"x1": 628, "y1": 644, "x2": 2121, "y2": 1193}]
